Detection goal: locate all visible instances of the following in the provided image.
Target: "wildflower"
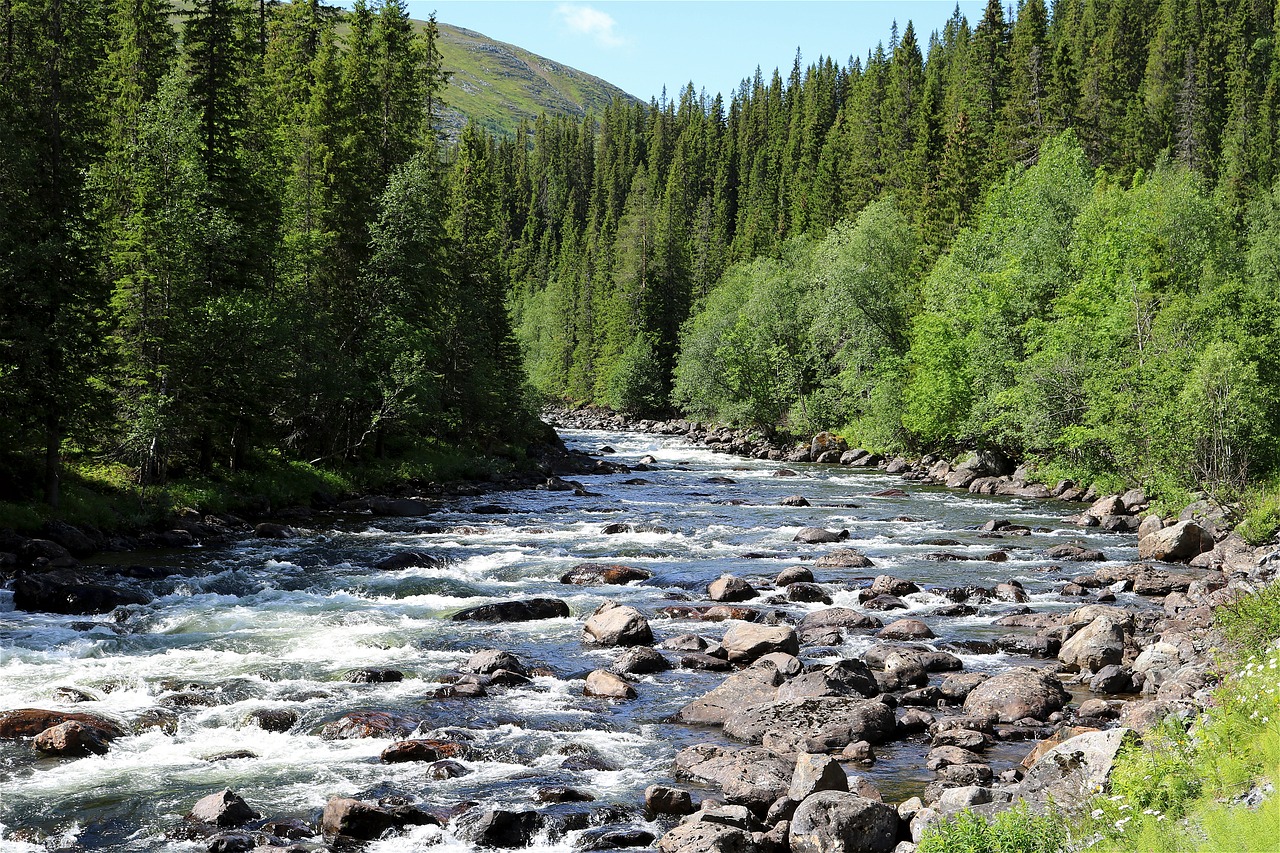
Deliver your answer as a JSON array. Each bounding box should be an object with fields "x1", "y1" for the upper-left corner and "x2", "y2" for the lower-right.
[
  {"x1": 1115, "y1": 817, "x2": 1131, "y2": 831},
  {"x1": 1091, "y1": 809, "x2": 1105, "y2": 819},
  {"x1": 1110, "y1": 794, "x2": 1125, "y2": 801}
]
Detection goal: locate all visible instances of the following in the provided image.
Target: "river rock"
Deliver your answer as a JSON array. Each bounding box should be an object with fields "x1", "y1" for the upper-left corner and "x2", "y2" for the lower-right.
[
  {"x1": 454, "y1": 808, "x2": 543, "y2": 847},
  {"x1": 1045, "y1": 544, "x2": 1105, "y2": 562},
  {"x1": 614, "y1": 646, "x2": 671, "y2": 674},
  {"x1": 189, "y1": 789, "x2": 261, "y2": 827},
  {"x1": 794, "y1": 528, "x2": 849, "y2": 544},
  {"x1": 789, "y1": 753, "x2": 849, "y2": 801},
  {"x1": 657, "y1": 821, "x2": 758, "y2": 853},
  {"x1": 253, "y1": 523, "x2": 296, "y2": 539},
  {"x1": 646, "y1": 785, "x2": 695, "y2": 816},
  {"x1": 870, "y1": 576, "x2": 919, "y2": 597},
  {"x1": 938, "y1": 673, "x2": 989, "y2": 704},
  {"x1": 380, "y1": 739, "x2": 465, "y2": 763},
  {"x1": 319, "y1": 711, "x2": 417, "y2": 740},
  {"x1": 0, "y1": 709, "x2": 124, "y2": 740},
  {"x1": 777, "y1": 661, "x2": 879, "y2": 701},
  {"x1": 452, "y1": 597, "x2": 570, "y2": 622},
  {"x1": 679, "y1": 666, "x2": 784, "y2": 725},
  {"x1": 709, "y1": 575, "x2": 758, "y2": 602},
  {"x1": 1016, "y1": 728, "x2": 1135, "y2": 806},
  {"x1": 373, "y1": 550, "x2": 439, "y2": 570},
  {"x1": 585, "y1": 669, "x2": 637, "y2": 699},
  {"x1": 242, "y1": 708, "x2": 298, "y2": 732},
  {"x1": 789, "y1": 791, "x2": 899, "y2": 853},
  {"x1": 1138, "y1": 520, "x2": 1214, "y2": 562},
  {"x1": 877, "y1": 619, "x2": 934, "y2": 640},
  {"x1": 1089, "y1": 664, "x2": 1133, "y2": 694},
  {"x1": 780, "y1": 495, "x2": 811, "y2": 507},
  {"x1": 721, "y1": 623, "x2": 799, "y2": 663},
  {"x1": 345, "y1": 667, "x2": 404, "y2": 683},
  {"x1": 673, "y1": 744, "x2": 793, "y2": 812},
  {"x1": 462, "y1": 649, "x2": 528, "y2": 676},
  {"x1": 583, "y1": 602, "x2": 653, "y2": 646},
  {"x1": 723, "y1": 697, "x2": 896, "y2": 747},
  {"x1": 799, "y1": 608, "x2": 882, "y2": 634},
  {"x1": 776, "y1": 566, "x2": 815, "y2": 586},
  {"x1": 787, "y1": 582, "x2": 833, "y2": 604},
  {"x1": 1058, "y1": 616, "x2": 1126, "y2": 672},
  {"x1": 560, "y1": 563, "x2": 653, "y2": 585},
  {"x1": 962, "y1": 667, "x2": 1070, "y2": 722},
  {"x1": 321, "y1": 797, "x2": 399, "y2": 840},
  {"x1": 33, "y1": 720, "x2": 110, "y2": 757},
  {"x1": 862, "y1": 594, "x2": 907, "y2": 611},
  {"x1": 12, "y1": 571, "x2": 151, "y2": 615},
  {"x1": 814, "y1": 549, "x2": 874, "y2": 568}
]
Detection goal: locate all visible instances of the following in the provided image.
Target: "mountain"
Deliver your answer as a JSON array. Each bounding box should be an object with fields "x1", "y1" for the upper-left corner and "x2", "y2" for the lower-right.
[{"x1": 431, "y1": 21, "x2": 640, "y2": 139}]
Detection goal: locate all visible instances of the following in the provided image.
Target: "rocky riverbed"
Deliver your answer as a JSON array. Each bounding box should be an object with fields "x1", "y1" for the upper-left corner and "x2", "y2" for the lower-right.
[{"x1": 1, "y1": 421, "x2": 1275, "y2": 852}]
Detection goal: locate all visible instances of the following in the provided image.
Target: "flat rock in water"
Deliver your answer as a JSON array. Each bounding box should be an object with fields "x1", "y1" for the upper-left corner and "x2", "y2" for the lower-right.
[
  {"x1": 560, "y1": 563, "x2": 653, "y2": 585},
  {"x1": 319, "y1": 711, "x2": 417, "y2": 740},
  {"x1": 0, "y1": 709, "x2": 125, "y2": 740},
  {"x1": 678, "y1": 667, "x2": 784, "y2": 725},
  {"x1": 451, "y1": 598, "x2": 570, "y2": 622},
  {"x1": 12, "y1": 571, "x2": 151, "y2": 615},
  {"x1": 963, "y1": 667, "x2": 1070, "y2": 723},
  {"x1": 720, "y1": 623, "x2": 799, "y2": 663},
  {"x1": 723, "y1": 697, "x2": 895, "y2": 748},
  {"x1": 799, "y1": 608, "x2": 882, "y2": 634},
  {"x1": 813, "y1": 549, "x2": 874, "y2": 568},
  {"x1": 584, "y1": 669, "x2": 637, "y2": 699},
  {"x1": 673, "y1": 744, "x2": 793, "y2": 812},
  {"x1": 708, "y1": 575, "x2": 757, "y2": 602},
  {"x1": 794, "y1": 527, "x2": 850, "y2": 544},
  {"x1": 373, "y1": 550, "x2": 439, "y2": 570}
]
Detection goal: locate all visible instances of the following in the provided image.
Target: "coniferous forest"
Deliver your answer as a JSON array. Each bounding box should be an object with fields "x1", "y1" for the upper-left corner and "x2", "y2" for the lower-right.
[{"x1": 5, "y1": 0, "x2": 1280, "y2": 517}]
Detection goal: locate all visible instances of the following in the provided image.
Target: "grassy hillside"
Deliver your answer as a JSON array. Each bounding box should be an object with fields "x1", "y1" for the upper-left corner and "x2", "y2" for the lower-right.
[{"x1": 431, "y1": 21, "x2": 640, "y2": 139}]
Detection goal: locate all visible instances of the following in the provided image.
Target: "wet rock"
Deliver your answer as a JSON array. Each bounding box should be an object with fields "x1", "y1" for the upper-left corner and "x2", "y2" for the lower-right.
[
  {"x1": 660, "y1": 634, "x2": 710, "y2": 652},
  {"x1": 938, "y1": 673, "x2": 990, "y2": 704},
  {"x1": 380, "y1": 739, "x2": 465, "y2": 763},
  {"x1": 841, "y1": 740, "x2": 876, "y2": 764},
  {"x1": 534, "y1": 786, "x2": 594, "y2": 804},
  {"x1": 454, "y1": 808, "x2": 543, "y2": 847},
  {"x1": 452, "y1": 597, "x2": 571, "y2": 622},
  {"x1": 776, "y1": 661, "x2": 879, "y2": 701},
  {"x1": 962, "y1": 667, "x2": 1071, "y2": 722},
  {"x1": 709, "y1": 575, "x2": 758, "y2": 602},
  {"x1": 319, "y1": 711, "x2": 417, "y2": 740},
  {"x1": 657, "y1": 821, "x2": 758, "y2": 853},
  {"x1": 930, "y1": 727, "x2": 992, "y2": 751},
  {"x1": 462, "y1": 650, "x2": 528, "y2": 676},
  {"x1": 926, "y1": 745, "x2": 982, "y2": 770},
  {"x1": 996, "y1": 633, "x2": 1060, "y2": 657},
  {"x1": 789, "y1": 791, "x2": 899, "y2": 853},
  {"x1": 780, "y1": 495, "x2": 811, "y2": 507},
  {"x1": 579, "y1": 826, "x2": 656, "y2": 850},
  {"x1": 614, "y1": 646, "x2": 671, "y2": 674},
  {"x1": 870, "y1": 576, "x2": 920, "y2": 597},
  {"x1": 814, "y1": 549, "x2": 874, "y2": 569},
  {"x1": 585, "y1": 669, "x2": 637, "y2": 699},
  {"x1": 646, "y1": 785, "x2": 695, "y2": 816},
  {"x1": 776, "y1": 566, "x2": 815, "y2": 586},
  {"x1": 723, "y1": 697, "x2": 896, "y2": 747},
  {"x1": 204, "y1": 750, "x2": 257, "y2": 762},
  {"x1": 429, "y1": 759, "x2": 469, "y2": 779},
  {"x1": 560, "y1": 563, "x2": 653, "y2": 585},
  {"x1": 673, "y1": 744, "x2": 793, "y2": 812},
  {"x1": 0, "y1": 708, "x2": 124, "y2": 740},
  {"x1": 33, "y1": 720, "x2": 110, "y2": 757},
  {"x1": 1062, "y1": 618, "x2": 1126, "y2": 674},
  {"x1": 253, "y1": 523, "x2": 296, "y2": 539},
  {"x1": 189, "y1": 790, "x2": 261, "y2": 828},
  {"x1": 1138, "y1": 520, "x2": 1214, "y2": 562},
  {"x1": 681, "y1": 652, "x2": 734, "y2": 672},
  {"x1": 321, "y1": 797, "x2": 399, "y2": 840},
  {"x1": 721, "y1": 623, "x2": 799, "y2": 663},
  {"x1": 896, "y1": 709, "x2": 935, "y2": 734},
  {"x1": 787, "y1": 582, "x2": 833, "y2": 604},
  {"x1": 1046, "y1": 544, "x2": 1106, "y2": 562},
  {"x1": 862, "y1": 594, "x2": 907, "y2": 611},
  {"x1": 679, "y1": 666, "x2": 784, "y2": 725},
  {"x1": 12, "y1": 571, "x2": 151, "y2": 615},
  {"x1": 798, "y1": 608, "x2": 882, "y2": 634},
  {"x1": 373, "y1": 551, "x2": 439, "y2": 570},
  {"x1": 345, "y1": 667, "x2": 404, "y2": 684},
  {"x1": 1089, "y1": 665, "x2": 1133, "y2": 694},
  {"x1": 877, "y1": 619, "x2": 934, "y2": 641},
  {"x1": 242, "y1": 708, "x2": 298, "y2": 733},
  {"x1": 205, "y1": 832, "x2": 254, "y2": 852},
  {"x1": 583, "y1": 602, "x2": 653, "y2": 646},
  {"x1": 993, "y1": 582, "x2": 1029, "y2": 603},
  {"x1": 794, "y1": 528, "x2": 849, "y2": 544}
]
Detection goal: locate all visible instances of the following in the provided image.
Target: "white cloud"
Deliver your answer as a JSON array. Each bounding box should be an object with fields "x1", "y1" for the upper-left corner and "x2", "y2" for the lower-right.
[{"x1": 556, "y1": 3, "x2": 625, "y2": 48}]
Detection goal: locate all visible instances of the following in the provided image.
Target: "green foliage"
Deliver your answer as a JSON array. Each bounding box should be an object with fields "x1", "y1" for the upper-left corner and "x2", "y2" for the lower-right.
[
  {"x1": 1237, "y1": 483, "x2": 1280, "y2": 546},
  {"x1": 1217, "y1": 580, "x2": 1280, "y2": 656},
  {"x1": 918, "y1": 802, "x2": 1069, "y2": 853}
]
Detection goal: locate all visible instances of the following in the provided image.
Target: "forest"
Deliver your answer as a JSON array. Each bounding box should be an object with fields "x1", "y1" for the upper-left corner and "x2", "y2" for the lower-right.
[{"x1": 3, "y1": 0, "x2": 1280, "y2": 519}]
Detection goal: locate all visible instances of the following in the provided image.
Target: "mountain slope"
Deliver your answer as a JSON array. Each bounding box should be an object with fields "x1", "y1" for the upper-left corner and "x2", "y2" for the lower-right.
[{"x1": 432, "y1": 22, "x2": 640, "y2": 139}]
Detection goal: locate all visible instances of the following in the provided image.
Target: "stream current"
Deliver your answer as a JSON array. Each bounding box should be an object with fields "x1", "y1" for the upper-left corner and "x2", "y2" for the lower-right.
[{"x1": 0, "y1": 428, "x2": 1136, "y2": 851}]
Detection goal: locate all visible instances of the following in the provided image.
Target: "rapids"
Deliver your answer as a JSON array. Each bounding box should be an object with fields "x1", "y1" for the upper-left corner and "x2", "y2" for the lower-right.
[{"x1": 0, "y1": 428, "x2": 1135, "y2": 851}]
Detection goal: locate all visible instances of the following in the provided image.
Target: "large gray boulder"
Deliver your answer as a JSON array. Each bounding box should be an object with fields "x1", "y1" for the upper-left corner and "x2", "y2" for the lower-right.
[
  {"x1": 724, "y1": 697, "x2": 895, "y2": 748},
  {"x1": 789, "y1": 791, "x2": 899, "y2": 853},
  {"x1": 962, "y1": 667, "x2": 1070, "y2": 722},
  {"x1": 583, "y1": 602, "x2": 653, "y2": 646},
  {"x1": 674, "y1": 744, "x2": 793, "y2": 812},
  {"x1": 1139, "y1": 520, "x2": 1214, "y2": 562},
  {"x1": 790, "y1": 752, "x2": 849, "y2": 801},
  {"x1": 776, "y1": 660, "x2": 879, "y2": 701},
  {"x1": 794, "y1": 528, "x2": 849, "y2": 544},
  {"x1": 679, "y1": 666, "x2": 784, "y2": 725},
  {"x1": 721, "y1": 623, "x2": 800, "y2": 663},
  {"x1": 1058, "y1": 616, "x2": 1125, "y2": 672},
  {"x1": 658, "y1": 821, "x2": 758, "y2": 853},
  {"x1": 1017, "y1": 728, "x2": 1135, "y2": 807}
]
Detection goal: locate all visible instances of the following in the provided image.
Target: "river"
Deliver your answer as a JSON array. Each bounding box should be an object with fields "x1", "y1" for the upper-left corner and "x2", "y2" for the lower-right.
[{"x1": 0, "y1": 427, "x2": 1136, "y2": 851}]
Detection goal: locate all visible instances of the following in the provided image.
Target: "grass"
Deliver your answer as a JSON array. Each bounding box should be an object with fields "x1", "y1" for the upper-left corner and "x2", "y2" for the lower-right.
[{"x1": 1237, "y1": 479, "x2": 1280, "y2": 546}]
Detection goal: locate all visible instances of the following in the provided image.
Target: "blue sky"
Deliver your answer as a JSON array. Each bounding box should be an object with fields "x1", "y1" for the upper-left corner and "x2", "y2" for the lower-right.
[{"x1": 413, "y1": 1, "x2": 988, "y2": 102}]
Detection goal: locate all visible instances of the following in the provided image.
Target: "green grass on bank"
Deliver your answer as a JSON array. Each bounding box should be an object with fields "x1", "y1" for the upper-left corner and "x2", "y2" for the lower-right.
[
  {"x1": 920, "y1": 582, "x2": 1280, "y2": 853},
  {"x1": 0, "y1": 441, "x2": 527, "y2": 535}
]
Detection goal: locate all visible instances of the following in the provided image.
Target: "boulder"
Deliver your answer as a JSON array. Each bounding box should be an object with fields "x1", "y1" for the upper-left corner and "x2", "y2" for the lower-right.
[
  {"x1": 938, "y1": 673, "x2": 990, "y2": 704},
  {"x1": 777, "y1": 660, "x2": 879, "y2": 701},
  {"x1": 811, "y1": 433, "x2": 848, "y2": 458},
  {"x1": 345, "y1": 667, "x2": 403, "y2": 684},
  {"x1": 962, "y1": 667, "x2": 1070, "y2": 722},
  {"x1": 189, "y1": 790, "x2": 261, "y2": 828},
  {"x1": 814, "y1": 549, "x2": 874, "y2": 569},
  {"x1": 454, "y1": 808, "x2": 543, "y2": 847},
  {"x1": 462, "y1": 649, "x2": 528, "y2": 676},
  {"x1": 380, "y1": 739, "x2": 465, "y2": 763},
  {"x1": 789, "y1": 753, "x2": 849, "y2": 801},
  {"x1": 1089, "y1": 665, "x2": 1133, "y2": 695},
  {"x1": 794, "y1": 528, "x2": 849, "y2": 544},
  {"x1": 451, "y1": 598, "x2": 570, "y2": 622},
  {"x1": 724, "y1": 697, "x2": 896, "y2": 748},
  {"x1": 373, "y1": 551, "x2": 439, "y2": 570},
  {"x1": 780, "y1": 495, "x2": 811, "y2": 507},
  {"x1": 789, "y1": 791, "x2": 899, "y2": 853},
  {"x1": 614, "y1": 646, "x2": 671, "y2": 674},
  {"x1": 799, "y1": 608, "x2": 882, "y2": 634},
  {"x1": 12, "y1": 571, "x2": 151, "y2": 615},
  {"x1": 1137, "y1": 515, "x2": 1164, "y2": 540},
  {"x1": 657, "y1": 821, "x2": 758, "y2": 853},
  {"x1": 1058, "y1": 616, "x2": 1126, "y2": 672},
  {"x1": 319, "y1": 711, "x2": 416, "y2": 740},
  {"x1": 721, "y1": 623, "x2": 800, "y2": 663},
  {"x1": 679, "y1": 667, "x2": 784, "y2": 726},
  {"x1": 1017, "y1": 728, "x2": 1135, "y2": 806},
  {"x1": 788, "y1": 582, "x2": 833, "y2": 604},
  {"x1": 33, "y1": 720, "x2": 110, "y2": 757},
  {"x1": 870, "y1": 576, "x2": 920, "y2": 597},
  {"x1": 1138, "y1": 520, "x2": 1214, "y2": 562},
  {"x1": 0, "y1": 709, "x2": 124, "y2": 740},
  {"x1": 585, "y1": 669, "x2": 637, "y2": 699},
  {"x1": 709, "y1": 576, "x2": 758, "y2": 602},
  {"x1": 253, "y1": 523, "x2": 296, "y2": 539},
  {"x1": 241, "y1": 708, "x2": 298, "y2": 733},
  {"x1": 560, "y1": 563, "x2": 653, "y2": 585},
  {"x1": 674, "y1": 744, "x2": 793, "y2": 812},
  {"x1": 583, "y1": 602, "x2": 653, "y2": 646},
  {"x1": 646, "y1": 785, "x2": 696, "y2": 816},
  {"x1": 877, "y1": 619, "x2": 934, "y2": 641}
]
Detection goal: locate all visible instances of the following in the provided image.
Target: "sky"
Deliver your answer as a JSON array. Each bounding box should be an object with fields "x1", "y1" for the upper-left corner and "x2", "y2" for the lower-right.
[{"x1": 413, "y1": 1, "x2": 988, "y2": 102}]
